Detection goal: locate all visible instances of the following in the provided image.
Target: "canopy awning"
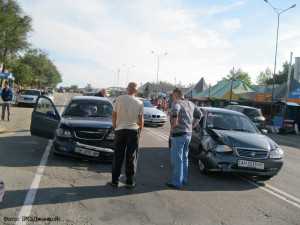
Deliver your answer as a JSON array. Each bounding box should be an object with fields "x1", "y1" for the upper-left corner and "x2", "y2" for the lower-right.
[{"x1": 0, "y1": 72, "x2": 14, "y2": 80}]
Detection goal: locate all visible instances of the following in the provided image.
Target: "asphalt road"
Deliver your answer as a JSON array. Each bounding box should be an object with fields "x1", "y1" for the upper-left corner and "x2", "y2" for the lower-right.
[{"x1": 0, "y1": 94, "x2": 300, "y2": 225}]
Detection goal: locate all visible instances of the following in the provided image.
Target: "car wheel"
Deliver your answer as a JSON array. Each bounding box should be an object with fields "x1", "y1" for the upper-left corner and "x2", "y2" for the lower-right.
[{"x1": 198, "y1": 159, "x2": 209, "y2": 175}]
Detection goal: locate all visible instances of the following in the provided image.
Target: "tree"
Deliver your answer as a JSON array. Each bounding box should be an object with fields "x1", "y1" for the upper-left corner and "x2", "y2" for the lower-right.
[
  {"x1": 9, "y1": 49, "x2": 62, "y2": 87},
  {"x1": 10, "y1": 61, "x2": 34, "y2": 85},
  {"x1": 264, "y1": 62, "x2": 295, "y2": 85},
  {"x1": 0, "y1": 0, "x2": 32, "y2": 72},
  {"x1": 257, "y1": 68, "x2": 272, "y2": 85},
  {"x1": 224, "y1": 68, "x2": 252, "y2": 86}
]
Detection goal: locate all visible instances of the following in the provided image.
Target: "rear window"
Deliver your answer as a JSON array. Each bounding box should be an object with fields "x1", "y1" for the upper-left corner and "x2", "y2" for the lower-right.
[
  {"x1": 243, "y1": 108, "x2": 262, "y2": 118},
  {"x1": 143, "y1": 100, "x2": 154, "y2": 108}
]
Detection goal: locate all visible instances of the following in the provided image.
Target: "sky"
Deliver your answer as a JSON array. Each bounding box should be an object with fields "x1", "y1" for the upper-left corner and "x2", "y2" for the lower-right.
[{"x1": 18, "y1": 0, "x2": 300, "y2": 88}]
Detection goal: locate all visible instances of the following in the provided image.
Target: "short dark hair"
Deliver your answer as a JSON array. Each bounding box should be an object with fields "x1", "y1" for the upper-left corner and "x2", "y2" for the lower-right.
[{"x1": 173, "y1": 88, "x2": 183, "y2": 98}]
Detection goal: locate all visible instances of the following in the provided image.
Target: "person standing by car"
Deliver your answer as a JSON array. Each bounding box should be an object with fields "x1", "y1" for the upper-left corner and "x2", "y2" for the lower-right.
[
  {"x1": 167, "y1": 88, "x2": 202, "y2": 189},
  {"x1": 1, "y1": 81, "x2": 13, "y2": 121},
  {"x1": 109, "y1": 82, "x2": 144, "y2": 189},
  {"x1": 95, "y1": 88, "x2": 107, "y2": 97}
]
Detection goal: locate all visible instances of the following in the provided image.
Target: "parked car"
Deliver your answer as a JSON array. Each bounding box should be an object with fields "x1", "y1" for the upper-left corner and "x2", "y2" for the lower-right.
[
  {"x1": 16, "y1": 89, "x2": 42, "y2": 107},
  {"x1": 189, "y1": 107, "x2": 284, "y2": 180},
  {"x1": 225, "y1": 105, "x2": 266, "y2": 130},
  {"x1": 139, "y1": 98, "x2": 167, "y2": 127},
  {"x1": 30, "y1": 96, "x2": 115, "y2": 162},
  {"x1": 83, "y1": 91, "x2": 98, "y2": 96}
]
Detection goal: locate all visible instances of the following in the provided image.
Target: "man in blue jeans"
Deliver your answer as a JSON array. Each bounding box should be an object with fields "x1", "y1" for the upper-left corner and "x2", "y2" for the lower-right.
[
  {"x1": 1, "y1": 81, "x2": 13, "y2": 121},
  {"x1": 167, "y1": 88, "x2": 202, "y2": 189}
]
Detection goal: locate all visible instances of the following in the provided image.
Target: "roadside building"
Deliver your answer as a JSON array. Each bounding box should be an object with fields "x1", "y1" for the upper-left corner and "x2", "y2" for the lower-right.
[
  {"x1": 194, "y1": 79, "x2": 254, "y2": 101},
  {"x1": 184, "y1": 77, "x2": 208, "y2": 99}
]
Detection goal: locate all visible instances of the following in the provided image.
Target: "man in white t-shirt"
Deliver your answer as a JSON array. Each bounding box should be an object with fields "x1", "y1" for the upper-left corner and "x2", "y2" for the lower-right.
[{"x1": 109, "y1": 82, "x2": 144, "y2": 189}]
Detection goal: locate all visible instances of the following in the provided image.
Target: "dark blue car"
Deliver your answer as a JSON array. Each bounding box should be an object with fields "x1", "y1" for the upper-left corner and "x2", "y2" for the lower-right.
[
  {"x1": 30, "y1": 96, "x2": 115, "y2": 162},
  {"x1": 189, "y1": 107, "x2": 284, "y2": 180}
]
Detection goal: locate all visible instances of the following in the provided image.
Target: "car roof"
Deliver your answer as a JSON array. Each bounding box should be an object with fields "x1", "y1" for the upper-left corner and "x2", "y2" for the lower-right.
[
  {"x1": 228, "y1": 105, "x2": 259, "y2": 110},
  {"x1": 21, "y1": 89, "x2": 41, "y2": 91},
  {"x1": 200, "y1": 107, "x2": 245, "y2": 116},
  {"x1": 71, "y1": 96, "x2": 111, "y2": 102}
]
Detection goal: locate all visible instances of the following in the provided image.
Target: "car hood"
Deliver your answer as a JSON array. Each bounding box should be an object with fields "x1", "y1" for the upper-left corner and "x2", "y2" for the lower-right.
[
  {"x1": 210, "y1": 129, "x2": 278, "y2": 151},
  {"x1": 144, "y1": 107, "x2": 166, "y2": 115},
  {"x1": 60, "y1": 117, "x2": 112, "y2": 129}
]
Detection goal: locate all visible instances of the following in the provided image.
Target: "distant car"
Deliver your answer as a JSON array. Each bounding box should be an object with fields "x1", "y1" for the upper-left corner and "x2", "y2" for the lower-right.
[
  {"x1": 189, "y1": 107, "x2": 283, "y2": 180},
  {"x1": 16, "y1": 89, "x2": 42, "y2": 107},
  {"x1": 83, "y1": 91, "x2": 98, "y2": 96},
  {"x1": 225, "y1": 105, "x2": 266, "y2": 130},
  {"x1": 139, "y1": 98, "x2": 167, "y2": 127},
  {"x1": 30, "y1": 96, "x2": 115, "y2": 162}
]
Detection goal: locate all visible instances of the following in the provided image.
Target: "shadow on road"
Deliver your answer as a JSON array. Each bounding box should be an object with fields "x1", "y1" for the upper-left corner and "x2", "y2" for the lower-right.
[{"x1": 0, "y1": 134, "x2": 258, "y2": 210}]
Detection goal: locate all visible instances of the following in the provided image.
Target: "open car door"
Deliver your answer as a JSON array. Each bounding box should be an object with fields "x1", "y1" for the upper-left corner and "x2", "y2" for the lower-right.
[{"x1": 30, "y1": 96, "x2": 61, "y2": 139}]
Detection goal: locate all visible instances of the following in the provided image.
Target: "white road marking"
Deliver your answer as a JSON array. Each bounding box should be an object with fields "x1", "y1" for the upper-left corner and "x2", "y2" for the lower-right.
[
  {"x1": 264, "y1": 183, "x2": 300, "y2": 205},
  {"x1": 242, "y1": 177, "x2": 300, "y2": 209},
  {"x1": 16, "y1": 97, "x2": 67, "y2": 225},
  {"x1": 149, "y1": 127, "x2": 300, "y2": 210},
  {"x1": 16, "y1": 140, "x2": 53, "y2": 225}
]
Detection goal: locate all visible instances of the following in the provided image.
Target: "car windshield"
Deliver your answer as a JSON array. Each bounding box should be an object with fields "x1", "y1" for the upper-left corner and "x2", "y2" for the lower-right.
[
  {"x1": 20, "y1": 90, "x2": 41, "y2": 96},
  {"x1": 143, "y1": 100, "x2": 154, "y2": 108},
  {"x1": 243, "y1": 108, "x2": 262, "y2": 118},
  {"x1": 63, "y1": 100, "x2": 113, "y2": 118},
  {"x1": 206, "y1": 112, "x2": 257, "y2": 133}
]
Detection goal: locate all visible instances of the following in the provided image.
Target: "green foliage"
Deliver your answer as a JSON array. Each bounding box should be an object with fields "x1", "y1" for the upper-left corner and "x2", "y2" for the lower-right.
[
  {"x1": 258, "y1": 62, "x2": 294, "y2": 86},
  {"x1": 0, "y1": 0, "x2": 32, "y2": 71},
  {"x1": 0, "y1": 1, "x2": 62, "y2": 87},
  {"x1": 10, "y1": 49, "x2": 62, "y2": 87},
  {"x1": 257, "y1": 68, "x2": 272, "y2": 85},
  {"x1": 224, "y1": 68, "x2": 252, "y2": 86}
]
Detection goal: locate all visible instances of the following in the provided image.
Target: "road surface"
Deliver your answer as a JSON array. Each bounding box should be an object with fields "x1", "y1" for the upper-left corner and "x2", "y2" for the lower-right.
[{"x1": 0, "y1": 93, "x2": 299, "y2": 225}]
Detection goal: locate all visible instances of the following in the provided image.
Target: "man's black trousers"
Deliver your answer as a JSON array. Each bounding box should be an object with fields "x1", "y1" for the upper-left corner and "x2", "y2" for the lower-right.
[{"x1": 112, "y1": 129, "x2": 140, "y2": 184}]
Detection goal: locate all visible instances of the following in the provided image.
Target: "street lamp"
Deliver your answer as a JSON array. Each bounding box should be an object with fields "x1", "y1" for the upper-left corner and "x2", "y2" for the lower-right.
[
  {"x1": 151, "y1": 51, "x2": 168, "y2": 85},
  {"x1": 122, "y1": 64, "x2": 135, "y2": 86},
  {"x1": 263, "y1": 0, "x2": 296, "y2": 102}
]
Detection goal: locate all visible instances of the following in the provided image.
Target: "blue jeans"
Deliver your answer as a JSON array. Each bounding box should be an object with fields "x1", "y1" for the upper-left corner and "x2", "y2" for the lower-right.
[{"x1": 170, "y1": 134, "x2": 192, "y2": 188}]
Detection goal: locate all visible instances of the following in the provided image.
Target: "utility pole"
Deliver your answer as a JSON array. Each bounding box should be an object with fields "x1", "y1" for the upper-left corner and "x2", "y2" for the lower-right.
[
  {"x1": 286, "y1": 52, "x2": 293, "y2": 103},
  {"x1": 151, "y1": 51, "x2": 167, "y2": 96},
  {"x1": 263, "y1": 0, "x2": 296, "y2": 102},
  {"x1": 229, "y1": 67, "x2": 235, "y2": 102}
]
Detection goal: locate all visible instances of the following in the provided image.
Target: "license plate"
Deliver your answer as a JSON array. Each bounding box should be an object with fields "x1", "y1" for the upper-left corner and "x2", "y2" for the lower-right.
[
  {"x1": 238, "y1": 160, "x2": 264, "y2": 170},
  {"x1": 75, "y1": 147, "x2": 99, "y2": 157}
]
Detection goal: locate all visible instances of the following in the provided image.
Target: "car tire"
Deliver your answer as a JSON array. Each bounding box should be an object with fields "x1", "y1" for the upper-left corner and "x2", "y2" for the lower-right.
[{"x1": 198, "y1": 159, "x2": 210, "y2": 175}]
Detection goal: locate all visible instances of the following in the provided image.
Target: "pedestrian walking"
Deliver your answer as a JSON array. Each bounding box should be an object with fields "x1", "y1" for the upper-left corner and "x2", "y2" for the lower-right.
[
  {"x1": 109, "y1": 82, "x2": 144, "y2": 189},
  {"x1": 1, "y1": 81, "x2": 13, "y2": 121},
  {"x1": 95, "y1": 88, "x2": 107, "y2": 97},
  {"x1": 167, "y1": 88, "x2": 202, "y2": 189}
]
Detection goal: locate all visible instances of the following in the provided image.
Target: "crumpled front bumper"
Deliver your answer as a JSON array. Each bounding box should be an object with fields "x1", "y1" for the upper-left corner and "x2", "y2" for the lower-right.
[{"x1": 204, "y1": 152, "x2": 283, "y2": 177}]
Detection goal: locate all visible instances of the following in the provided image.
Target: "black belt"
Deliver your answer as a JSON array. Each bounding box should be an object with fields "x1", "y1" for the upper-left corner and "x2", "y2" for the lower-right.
[{"x1": 171, "y1": 132, "x2": 188, "y2": 137}]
